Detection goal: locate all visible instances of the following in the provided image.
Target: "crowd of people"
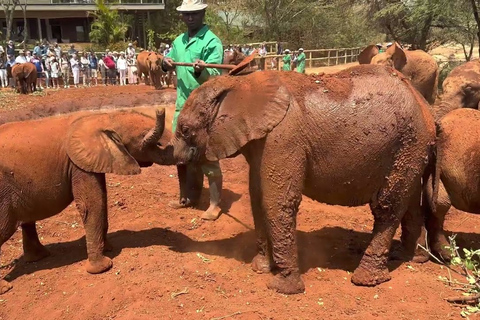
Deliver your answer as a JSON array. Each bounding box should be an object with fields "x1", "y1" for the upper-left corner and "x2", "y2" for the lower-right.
[{"x1": 0, "y1": 40, "x2": 169, "y2": 90}]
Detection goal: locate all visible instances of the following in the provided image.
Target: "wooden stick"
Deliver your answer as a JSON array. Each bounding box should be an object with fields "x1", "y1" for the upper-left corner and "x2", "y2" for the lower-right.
[{"x1": 446, "y1": 293, "x2": 480, "y2": 303}]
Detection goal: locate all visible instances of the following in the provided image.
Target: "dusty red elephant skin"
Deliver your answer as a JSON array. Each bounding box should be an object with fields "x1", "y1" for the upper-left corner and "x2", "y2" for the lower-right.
[
  {"x1": 358, "y1": 43, "x2": 439, "y2": 105},
  {"x1": 173, "y1": 65, "x2": 437, "y2": 294},
  {"x1": 432, "y1": 59, "x2": 480, "y2": 120},
  {"x1": 0, "y1": 106, "x2": 175, "y2": 295},
  {"x1": 420, "y1": 108, "x2": 480, "y2": 262}
]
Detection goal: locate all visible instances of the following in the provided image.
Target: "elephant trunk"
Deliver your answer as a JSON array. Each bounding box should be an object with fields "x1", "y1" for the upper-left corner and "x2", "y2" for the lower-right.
[{"x1": 142, "y1": 109, "x2": 165, "y2": 146}]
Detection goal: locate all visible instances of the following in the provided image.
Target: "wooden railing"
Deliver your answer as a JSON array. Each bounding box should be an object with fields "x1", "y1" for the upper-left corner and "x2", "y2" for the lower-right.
[{"x1": 254, "y1": 47, "x2": 362, "y2": 71}]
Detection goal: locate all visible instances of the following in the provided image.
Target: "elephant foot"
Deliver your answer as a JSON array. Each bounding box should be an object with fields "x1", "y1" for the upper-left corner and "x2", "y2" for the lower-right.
[
  {"x1": 411, "y1": 245, "x2": 430, "y2": 263},
  {"x1": 201, "y1": 205, "x2": 222, "y2": 221},
  {"x1": 85, "y1": 256, "x2": 113, "y2": 274},
  {"x1": 267, "y1": 271, "x2": 305, "y2": 294},
  {"x1": 351, "y1": 264, "x2": 391, "y2": 287},
  {"x1": 251, "y1": 253, "x2": 272, "y2": 274},
  {"x1": 0, "y1": 279, "x2": 12, "y2": 295},
  {"x1": 23, "y1": 244, "x2": 50, "y2": 262},
  {"x1": 431, "y1": 241, "x2": 451, "y2": 263}
]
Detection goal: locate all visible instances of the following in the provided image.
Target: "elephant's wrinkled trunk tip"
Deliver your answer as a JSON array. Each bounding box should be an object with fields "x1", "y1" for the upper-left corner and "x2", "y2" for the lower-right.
[{"x1": 143, "y1": 109, "x2": 165, "y2": 146}]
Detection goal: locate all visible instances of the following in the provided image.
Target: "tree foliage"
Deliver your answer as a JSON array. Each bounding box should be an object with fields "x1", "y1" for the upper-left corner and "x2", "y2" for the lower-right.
[
  {"x1": 356, "y1": 0, "x2": 479, "y2": 55},
  {"x1": 88, "y1": 0, "x2": 130, "y2": 46}
]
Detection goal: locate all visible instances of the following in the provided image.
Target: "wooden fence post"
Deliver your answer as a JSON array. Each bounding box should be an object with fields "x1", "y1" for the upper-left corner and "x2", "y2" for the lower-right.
[
  {"x1": 335, "y1": 49, "x2": 339, "y2": 65},
  {"x1": 309, "y1": 51, "x2": 312, "y2": 68}
]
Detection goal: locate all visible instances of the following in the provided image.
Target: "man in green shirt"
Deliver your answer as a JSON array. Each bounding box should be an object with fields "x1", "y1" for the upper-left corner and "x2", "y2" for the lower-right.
[
  {"x1": 295, "y1": 48, "x2": 306, "y2": 73},
  {"x1": 282, "y1": 49, "x2": 291, "y2": 71},
  {"x1": 162, "y1": 0, "x2": 224, "y2": 220}
]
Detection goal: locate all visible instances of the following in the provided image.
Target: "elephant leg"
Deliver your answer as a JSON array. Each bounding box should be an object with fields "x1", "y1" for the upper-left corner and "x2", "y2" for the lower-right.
[
  {"x1": 352, "y1": 152, "x2": 423, "y2": 287},
  {"x1": 71, "y1": 169, "x2": 112, "y2": 274},
  {"x1": 395, "y1": 182, "x2": 427, "y2": 263},
  {"x1": 257, "y1": 155, "x2": 305, "y2": 294},
  {"x1": 248, "y1": 156, "x2": 272, "y2": 274},
  {"x1": 426, "y1": 181, "x2": 451, "y2": 261},
  {"x1": 0, "y1": 205, "x2": 18, "y2": 295},
  {"x1": 21, "y1": 222, "x2": 50, "y2": 262}
]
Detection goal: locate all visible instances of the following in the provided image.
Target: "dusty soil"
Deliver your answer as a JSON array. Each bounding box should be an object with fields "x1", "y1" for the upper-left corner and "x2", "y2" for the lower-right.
[{"x1": 0, "y1": 85, "x2": 479, "y2": 320}]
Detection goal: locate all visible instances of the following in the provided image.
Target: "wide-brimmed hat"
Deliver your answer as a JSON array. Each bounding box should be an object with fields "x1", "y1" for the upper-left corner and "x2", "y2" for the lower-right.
[
  {"x1": 177, "y1": 0, "x2": 207, "y2": 12},
  {"x1": 284, "y1": 49, "x2": 290, "y2": 53},
  {"x1": 298, "y1": 48, "x2": 304, "y2": 51}
]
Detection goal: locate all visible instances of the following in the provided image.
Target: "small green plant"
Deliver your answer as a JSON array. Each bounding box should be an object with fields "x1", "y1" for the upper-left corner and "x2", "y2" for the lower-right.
[{"x1": 430, "y1": 235, "x2": 480, "y2": 318}]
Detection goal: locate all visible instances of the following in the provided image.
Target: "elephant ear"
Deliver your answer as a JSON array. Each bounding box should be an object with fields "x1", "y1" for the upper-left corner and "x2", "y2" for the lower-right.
[
  {"x1": 24, "y1": 63, "x2": 35, "y2": 78},
  {"x1": 386, "y1": 42, "x2": 407, "y2": 70},
  {"x1": 66, "y1": 113, "x2": 141, "y2": 175},
  {"x1": 358, "y1": 45, "x2": 379, "y2": 64},
  {"x1": 205, "y1": 80, "x2": 291, "y2": 161}
]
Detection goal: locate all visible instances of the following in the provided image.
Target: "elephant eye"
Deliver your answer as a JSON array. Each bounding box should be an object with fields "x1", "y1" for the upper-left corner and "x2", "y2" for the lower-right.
[{"x1": 181, "y1": 125, "x2": 190, "y2": 137}]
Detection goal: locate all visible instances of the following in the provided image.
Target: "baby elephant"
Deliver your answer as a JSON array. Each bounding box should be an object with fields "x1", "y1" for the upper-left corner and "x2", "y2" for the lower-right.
[
  {"x1": 0, "y1": 107, "x2": 174, "y2": 294},
  {"x1": 422, "y1": 108, "x2": 480, "y2": 260}
]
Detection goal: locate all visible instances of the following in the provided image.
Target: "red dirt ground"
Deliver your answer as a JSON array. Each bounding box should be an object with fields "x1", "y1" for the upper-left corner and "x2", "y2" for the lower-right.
[{"x1": 0, "y1": 85, "x2": 479, "y2": 320}]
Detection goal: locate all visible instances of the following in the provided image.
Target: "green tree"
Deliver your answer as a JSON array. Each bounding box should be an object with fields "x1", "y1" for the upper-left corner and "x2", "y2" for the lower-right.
[{"x1": 88, "y1": 0, "x2": 130, "y2": 46}]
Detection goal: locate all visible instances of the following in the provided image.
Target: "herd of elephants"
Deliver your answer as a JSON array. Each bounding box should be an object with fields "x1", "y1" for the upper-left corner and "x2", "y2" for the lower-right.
[{"x1": 1, "y1": 41, "x2": 480, "y2": 296}]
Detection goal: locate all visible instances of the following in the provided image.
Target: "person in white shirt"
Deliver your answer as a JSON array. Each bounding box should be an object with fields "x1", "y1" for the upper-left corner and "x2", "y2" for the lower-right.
[
  {"x1": 116, "y1": 52, "x2": 128, "y2": 86},
  {"x1": 15, "y1": 51, "x2": 27, "y2": 64},
  {"x1": 70, "y1": 54, "x2": 80, "y2": 88},
  {"x1": 25, "y1": 51, "x2": 33, "y2": 62},
  {"x1": 126, "y1": 43, "x2": 135, "y2": 58},
  {"x1": 80, "y1": 52, "x2": 90, "y2": 86}
]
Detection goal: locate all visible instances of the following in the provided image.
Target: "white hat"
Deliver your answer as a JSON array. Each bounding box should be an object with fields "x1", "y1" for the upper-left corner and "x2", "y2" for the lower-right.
[
  {"x1": 128, "y1": 43, "x2": 133, "y2": 46},
  {"x1": 166, "y1": 44, "x2": 170, "y2": 48},
  {"x1": 177, "y1": 0, "x2": 207, "y2": 12},
  {"x1": 299, "y1": 48, "x2": 304, "y2": 51},
  {"x1": 284, "y1": 49, "x2": 290, "y2": 53},
  {"x1": 386, "y1": 42, "x2": 393, "y2": 47}
]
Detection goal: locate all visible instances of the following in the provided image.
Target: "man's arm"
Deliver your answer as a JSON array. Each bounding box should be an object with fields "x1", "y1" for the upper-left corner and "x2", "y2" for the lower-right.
[{"x1": 194, "y1": 37, "x2": 223, "y2": 83}]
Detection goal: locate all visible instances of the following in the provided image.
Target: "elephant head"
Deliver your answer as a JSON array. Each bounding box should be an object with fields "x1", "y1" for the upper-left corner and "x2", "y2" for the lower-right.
[
  {"x1": 358, "y1": 42, "x2": 407, "y2": 70},
  {"x1": 172, "y1": 74, "x2": 290, "y2": 164},
  {"x1": 147, "y1": 52, "x2": 163, "y2": 72},
  {"x1": 223, "y1": 49, "x2": 245, "y2": 65},
  {"x1": 66, "y1": 107, "x2": 175, "y2": 175}
]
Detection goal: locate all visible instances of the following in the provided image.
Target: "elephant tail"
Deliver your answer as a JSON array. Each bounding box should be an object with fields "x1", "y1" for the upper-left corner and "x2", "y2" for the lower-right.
[{"x1": 423, "y1": 122, "x2": 441, "y2": 216}]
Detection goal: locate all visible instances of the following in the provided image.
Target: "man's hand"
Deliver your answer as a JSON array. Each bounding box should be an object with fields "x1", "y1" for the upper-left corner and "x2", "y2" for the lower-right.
[
  {"x1": 162, "y1": 57, "x2": 175, "y2": 71},
  {"x1": 193, "y1": 59, "x2": 206, "y2": 74}
]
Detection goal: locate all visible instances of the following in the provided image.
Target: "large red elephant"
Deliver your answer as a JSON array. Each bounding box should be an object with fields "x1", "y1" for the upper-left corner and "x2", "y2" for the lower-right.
[{"x1": 11, "y1": 62, "x2": 37, "y2": 94}]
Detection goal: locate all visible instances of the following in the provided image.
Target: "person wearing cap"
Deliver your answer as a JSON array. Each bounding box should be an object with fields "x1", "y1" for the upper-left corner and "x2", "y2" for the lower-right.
[
  {"x1": 295, "y1": 47, "x2": 306, "y2": 73},
  {"x1": 126, "y1": 43, "x2": 135, "y2": 59},
  {"x1": 162, "y1": 0, "x2": 224, "y2": 221},
  {"x1": 15, "y1": 50, "x2": 27, "y2": 64},
  {"x1": 282, "y1": 49, "x2": 291, "y2": 71}
]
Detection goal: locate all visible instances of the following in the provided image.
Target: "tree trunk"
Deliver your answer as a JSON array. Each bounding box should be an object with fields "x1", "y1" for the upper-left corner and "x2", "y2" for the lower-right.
[
  {"x1": 21, "y1": 1, "x2": 27, "y2": 48},
  {"x1": 470, "y1": 0, "x2": 480, "y2": 57}
]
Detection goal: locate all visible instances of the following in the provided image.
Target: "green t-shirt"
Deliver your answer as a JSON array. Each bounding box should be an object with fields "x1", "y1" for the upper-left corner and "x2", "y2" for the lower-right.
[
  {"x1": 282, "y1": 55, "x2": 291, "y2": 71},
  {"x1": 167, "y1": 24, "x2": 223, "y2": 132},
  {"x1": 296, "y1": 52, "x2": 306, "y2": 73}
]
